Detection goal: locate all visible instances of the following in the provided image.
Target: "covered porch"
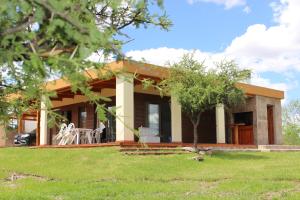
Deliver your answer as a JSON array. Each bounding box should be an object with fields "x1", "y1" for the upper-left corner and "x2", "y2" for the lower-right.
[
  {"x1": 37, "y1": 75, "x2": 230, "y2": 146},
  {"x1": 10, "y1": 61, "x2": 284, "y2": 147}
]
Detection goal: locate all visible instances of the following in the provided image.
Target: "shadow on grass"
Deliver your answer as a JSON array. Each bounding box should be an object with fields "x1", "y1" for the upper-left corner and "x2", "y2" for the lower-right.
[{"x1": 213, "y1": 152, "x2": 268, "y2": 160}]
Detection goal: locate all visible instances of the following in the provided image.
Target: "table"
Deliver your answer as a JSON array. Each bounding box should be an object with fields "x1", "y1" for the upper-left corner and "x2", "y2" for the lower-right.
[{"x1": 75, "y1": 128, "x2": 93, "y2": 144}]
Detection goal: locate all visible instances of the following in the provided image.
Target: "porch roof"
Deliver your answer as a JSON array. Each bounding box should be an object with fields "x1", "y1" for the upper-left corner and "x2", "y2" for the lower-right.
[{"x1": 46, "y1": 60, "x2": 284, "y2": 100}]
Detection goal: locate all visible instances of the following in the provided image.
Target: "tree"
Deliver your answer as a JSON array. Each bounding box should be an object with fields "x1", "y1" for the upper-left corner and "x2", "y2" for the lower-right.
[
  {"x1": 282, "y1": 100, "x2": 300, "y2": 145},
  {"x1": 162, "y1": 54, "x2": 251, "y2": 150},
  {"x1": 0, "y1": 0, "x2": 171, "y2": 124}
]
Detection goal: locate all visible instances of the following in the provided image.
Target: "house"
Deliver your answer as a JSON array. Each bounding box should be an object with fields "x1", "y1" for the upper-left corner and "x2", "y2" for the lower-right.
[{"x1": 0, "y1": 60, "x2": 284, "y2": 146}]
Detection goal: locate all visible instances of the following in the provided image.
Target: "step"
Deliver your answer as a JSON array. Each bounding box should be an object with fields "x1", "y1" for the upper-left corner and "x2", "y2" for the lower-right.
[
  {"x1": 123, "y1": 151, "x2": 190, "y2": 155},
  {"x1": 258, "y1": 145, "x2": 300, "y2": 150},
  {"x1": 262, "y1": 149, "x2": 300, "y2": 152},
  {"x1": 119, "y1": 148, "x2": 183, "y2": 152}
]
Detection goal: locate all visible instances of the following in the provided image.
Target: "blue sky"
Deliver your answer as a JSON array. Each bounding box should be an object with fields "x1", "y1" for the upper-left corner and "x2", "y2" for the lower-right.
[{"x1": 120, "y1": 0, "x2": 300, "y2": 103}]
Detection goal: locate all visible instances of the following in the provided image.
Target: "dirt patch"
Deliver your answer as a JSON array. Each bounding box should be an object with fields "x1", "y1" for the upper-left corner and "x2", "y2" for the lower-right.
[
  {"x1": 262, "y1": 181, "x2": 300, "y2": 200},
  {"x1": 4, "y1": 172, "x2": 56, "y2": 182}
]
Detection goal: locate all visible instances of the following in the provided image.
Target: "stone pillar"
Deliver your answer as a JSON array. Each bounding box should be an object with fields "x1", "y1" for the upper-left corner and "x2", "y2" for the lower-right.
[
  {"x1": 216, "y1": 104, "x2": 226, "y2": 143},
  {"x1": 116, "y1": 74, "x2": 134, "y2": 142},
  {"x1": 171, "y1": 96, "x2": 182, "y2": 142},
  {"x1": 40, "y1": 95, "x2": 48, "y2": 145}
]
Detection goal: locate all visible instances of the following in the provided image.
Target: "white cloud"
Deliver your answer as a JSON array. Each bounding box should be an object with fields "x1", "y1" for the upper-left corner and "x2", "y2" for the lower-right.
[
  {"x1": 187, "y1": 0, "x2": 246, "y2": 9},
  {"x1": 250, "y1": 73, "x2": 289, "y2": 92},
  {"x1": 243, "y1": 6, "x2": 251, "y2": 14},
  {"x1": 126, "y1": 0, "x2": 300, "y2": 95},
  {"x1": 225, "y1": 0, "x2": 300, "y2": 72}
]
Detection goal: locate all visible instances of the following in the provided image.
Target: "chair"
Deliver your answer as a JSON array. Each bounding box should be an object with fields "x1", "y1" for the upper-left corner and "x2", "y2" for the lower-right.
[
  {"x1": 59, "y1": 123, "x2": 77, "y2": 145},
  {"x1": 91, "y1": 128, "x2": 103, "y2": 143},
  {"x1": 78, "y1": 129, "x2": 93, "y2": 144},
  {"x1": 53, "y1": 123, "x2": 67, "y2": 145}
]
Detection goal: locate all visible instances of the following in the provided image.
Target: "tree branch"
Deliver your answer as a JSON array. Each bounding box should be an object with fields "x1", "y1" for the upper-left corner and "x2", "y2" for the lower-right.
[
  {"x1": 0, "y1": 15, "x2": 34, "y2": 36},
  {"x1": 32, "y1": 0, "x2": 88, "y2": 34}
]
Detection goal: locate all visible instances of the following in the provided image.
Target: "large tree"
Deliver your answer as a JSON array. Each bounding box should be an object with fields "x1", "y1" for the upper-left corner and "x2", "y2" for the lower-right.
[
  {"x1": 162, "y1": 54, "x2": 251, "y2": 150},
  {"x1": 0, "y1": 0, "x2": 171, "y2": 124}
]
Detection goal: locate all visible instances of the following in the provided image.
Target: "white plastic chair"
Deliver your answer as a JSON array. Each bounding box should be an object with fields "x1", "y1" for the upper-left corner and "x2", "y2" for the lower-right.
[
  {"x1": 59, "y1": 123, "x2": 77, "y2": 145},
  {"x1": 53, "y1": 123, "x2": 67, "y2": 145}
]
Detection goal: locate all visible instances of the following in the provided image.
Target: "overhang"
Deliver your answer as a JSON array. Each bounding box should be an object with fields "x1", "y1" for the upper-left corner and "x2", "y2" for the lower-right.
[{"x1": 43, "y1": 60, "x2": 284, "y2": 100}]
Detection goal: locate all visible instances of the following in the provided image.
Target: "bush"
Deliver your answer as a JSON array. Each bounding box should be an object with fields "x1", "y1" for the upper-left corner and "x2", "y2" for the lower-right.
[{"x1": 283, "y1": 124, "x2": 300, "y2": 145}]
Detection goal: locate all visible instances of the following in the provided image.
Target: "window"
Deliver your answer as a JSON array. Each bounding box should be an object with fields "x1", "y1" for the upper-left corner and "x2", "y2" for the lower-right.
[
  {"x1": 78, "y1": 106, "x2": 87, "y2": 128},
  {"x1": 148, "y1": 104, "x2": 160, "y2": 135},
  {"x1": 61, "y1": 110, "x2": 72, "y2": 124}
]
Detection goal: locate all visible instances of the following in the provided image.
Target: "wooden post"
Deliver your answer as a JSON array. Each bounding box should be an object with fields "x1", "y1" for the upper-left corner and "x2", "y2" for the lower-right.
[
  {"x1": 234, "y1": 125, "x2": 239, "y2": 145},
  {"x1": 17, "y1": 115, "x2": 24, "y2": 134}
]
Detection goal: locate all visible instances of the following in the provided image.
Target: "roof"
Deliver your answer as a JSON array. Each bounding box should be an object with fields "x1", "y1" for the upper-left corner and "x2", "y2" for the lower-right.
[{"x1": 46, "y1": 60, "x2": 284, "y2": 99}]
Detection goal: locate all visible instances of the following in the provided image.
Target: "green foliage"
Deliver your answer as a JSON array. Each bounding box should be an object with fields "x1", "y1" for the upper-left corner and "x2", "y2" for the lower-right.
[
  {"x1": 163, "y1": 54, "x2": 251, "y2": 122},
  {"x1": 282, "y1": 99, "x2": 300, "y2": 125},
  {"x1": 283, "y1": 124, "x2": 300, "y2": 145},
  {"x1": 282, "y1": 100, "x2": 300, "y2": 145},
  {"x1": 162, "y1": 54, "x2": 250, "y2": 148},
  {"x1": 0, "y1": 0, "x2": 171, "y2": 125}
]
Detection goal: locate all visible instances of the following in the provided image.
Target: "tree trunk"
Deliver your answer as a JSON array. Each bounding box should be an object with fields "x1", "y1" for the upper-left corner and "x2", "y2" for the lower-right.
[
  {"x1": 191, "y1": 113, "x2": 201, "y2": 151},
  {"x1": 192, "y1": 122, "x2": 198, "y2": 150}
]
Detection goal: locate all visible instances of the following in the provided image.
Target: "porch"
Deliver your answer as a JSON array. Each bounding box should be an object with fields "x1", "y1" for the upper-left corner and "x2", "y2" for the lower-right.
[
  {"x1": 38, "y1": 74, "x2": 230, "y2": 146},
  {"x1": 9, "y1": 61, "x2": 284, "y2": 147}
]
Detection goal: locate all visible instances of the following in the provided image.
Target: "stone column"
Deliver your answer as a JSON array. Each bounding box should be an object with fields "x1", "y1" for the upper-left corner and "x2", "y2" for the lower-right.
[
  {"x1": 116, "y1": 74, "x2": 134, "y2": 142},
  {"x1": 216, "y1": 104, "x2": 226, "y2": 143},
  {"x1": 171, "y1": 96, "x2": 182, "y2": 142},
  {"x1": 40, "y1": 95, "x2": 48, "y2": 145}
]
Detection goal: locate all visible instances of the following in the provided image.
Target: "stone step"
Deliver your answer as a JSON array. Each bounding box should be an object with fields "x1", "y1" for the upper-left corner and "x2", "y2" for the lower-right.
[
  {"x1": 258, "y1": 145, "x2": 300, "y2": 150},
  {"x1": 123, "y1": 151, "x2": 190, "y2": 155},
  {"x1": 262, "y1": 149, "x2": 300, "y2": 152},
  {"x1": 119, "y1": 148, "x2": 183, "y2": 152}
]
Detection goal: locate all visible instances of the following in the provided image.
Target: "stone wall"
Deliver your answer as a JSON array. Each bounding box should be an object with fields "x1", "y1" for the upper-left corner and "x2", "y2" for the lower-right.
[
  {"x1": 231, "y1": 95, "x2": 282, "y2": 145},
  {"x1": 256, "y1": 95, "x2": 282, "y2": 145},
  {"x1": 231, "y1": 96, "x2": 258, "y2": 144}
]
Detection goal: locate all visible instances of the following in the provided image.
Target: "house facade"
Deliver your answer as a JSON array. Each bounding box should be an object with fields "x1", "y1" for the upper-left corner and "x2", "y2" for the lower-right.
[{"x1": 1, "y1": 61, "x2": 284, "y2": 146}]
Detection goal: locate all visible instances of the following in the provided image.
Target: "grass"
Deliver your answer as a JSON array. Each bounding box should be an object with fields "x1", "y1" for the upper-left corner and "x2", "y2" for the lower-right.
[{"x1": 0, "y1": 147, "x2": 300, "y2": 200}]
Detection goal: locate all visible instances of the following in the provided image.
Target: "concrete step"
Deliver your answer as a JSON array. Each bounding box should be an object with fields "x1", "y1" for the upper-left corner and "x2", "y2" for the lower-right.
[
  {"x1": 123, "y1": 151, "x2": 190, "y2": 155},
  {"x1": 262, "y1": 149, "x2": 300, "y2": 152},
  {"x1": 119, "y1": 148, "x2": 183, "y2": 152},
  {"x1": 258, "y1": 145, "x2": 300, "y2": 150}
]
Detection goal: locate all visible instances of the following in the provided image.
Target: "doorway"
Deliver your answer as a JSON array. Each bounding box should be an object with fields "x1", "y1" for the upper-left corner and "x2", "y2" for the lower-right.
[{"x1": 267, "y1": 105, "x2": 275, "y2": 144}]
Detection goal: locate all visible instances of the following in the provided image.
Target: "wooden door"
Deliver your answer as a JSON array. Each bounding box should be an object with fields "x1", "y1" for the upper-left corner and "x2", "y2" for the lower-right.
[
  {"x1": 238, "y1": 126, "x2": 254, "y2": 145},
  {"x1": 267, "y1": 106, "x2": 275, "y2": 144}
]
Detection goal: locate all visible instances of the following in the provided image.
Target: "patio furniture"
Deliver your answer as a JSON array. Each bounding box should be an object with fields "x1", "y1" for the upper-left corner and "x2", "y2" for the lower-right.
[
  {"x1": 91, "y1": 128, "x2": 103, "y2": 143},
  {"x1": 59, "y1": 123, "x2": 77, "y2": 145},
  {"x1": 75, "y1": 128, "x2": 93, "y2": 144},
  {"x1": 53, "y1": 123, "x2": 67, "y2": 144},
  {"x1": 138, "y1": 127, "x2": 160, "y2": 143}
]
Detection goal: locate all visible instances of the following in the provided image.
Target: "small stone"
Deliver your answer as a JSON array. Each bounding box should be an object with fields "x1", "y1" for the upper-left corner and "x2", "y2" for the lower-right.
[
  {"x1": 192, "y1": 155, "x2": 204, "y2": 162},
  {"x1": 182, "y1": 147, "x2": 196, "y2": 152}
]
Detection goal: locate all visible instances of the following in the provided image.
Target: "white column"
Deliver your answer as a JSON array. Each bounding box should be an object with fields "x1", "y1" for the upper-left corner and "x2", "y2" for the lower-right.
[
  {"x1": 0, "y1": 125, "x2": 6, "y2": 146},
  {"x1": 116, "y1": 74, "x2": 134, "y2": 142},
  {"x1": 216, "y1": 104, "x2": 226, "y2": 144},
  {"x1": 40, "y1": 95, "x2": 48, "y2": 145},
  {"x1": 171, "y1": 95, "x2": 182, "y2": 142}
]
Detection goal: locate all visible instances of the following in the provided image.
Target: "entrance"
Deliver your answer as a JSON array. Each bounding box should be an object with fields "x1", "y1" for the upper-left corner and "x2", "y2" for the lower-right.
[{"x1": 267, "y1": 105, "x2": 275, "y2": 144}]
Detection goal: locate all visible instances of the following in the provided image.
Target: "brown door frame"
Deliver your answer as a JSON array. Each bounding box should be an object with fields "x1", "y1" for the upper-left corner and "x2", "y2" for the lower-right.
[{"x1": 267, "y1": 105, "x2": 275, "y2": 144}]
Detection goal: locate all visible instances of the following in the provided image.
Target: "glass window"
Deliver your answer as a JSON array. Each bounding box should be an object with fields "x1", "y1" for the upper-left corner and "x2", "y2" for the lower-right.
[
  {"x1": 148, "y1": 104, "x2": 160, "y2": 134},
  {"x1": 78, "y1": 106, "x2": 87, "y2": 128}
]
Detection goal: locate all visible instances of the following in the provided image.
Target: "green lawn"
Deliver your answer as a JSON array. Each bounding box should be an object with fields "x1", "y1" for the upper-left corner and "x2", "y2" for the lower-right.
[{"x1": 0, "y1": 147, "x2": 300, "y2": 200}]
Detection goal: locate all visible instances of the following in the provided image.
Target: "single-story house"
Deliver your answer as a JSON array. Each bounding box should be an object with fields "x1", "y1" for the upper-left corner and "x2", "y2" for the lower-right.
[{"x1": 0, "y1": 60, "x2": 284, "y2": 146}]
